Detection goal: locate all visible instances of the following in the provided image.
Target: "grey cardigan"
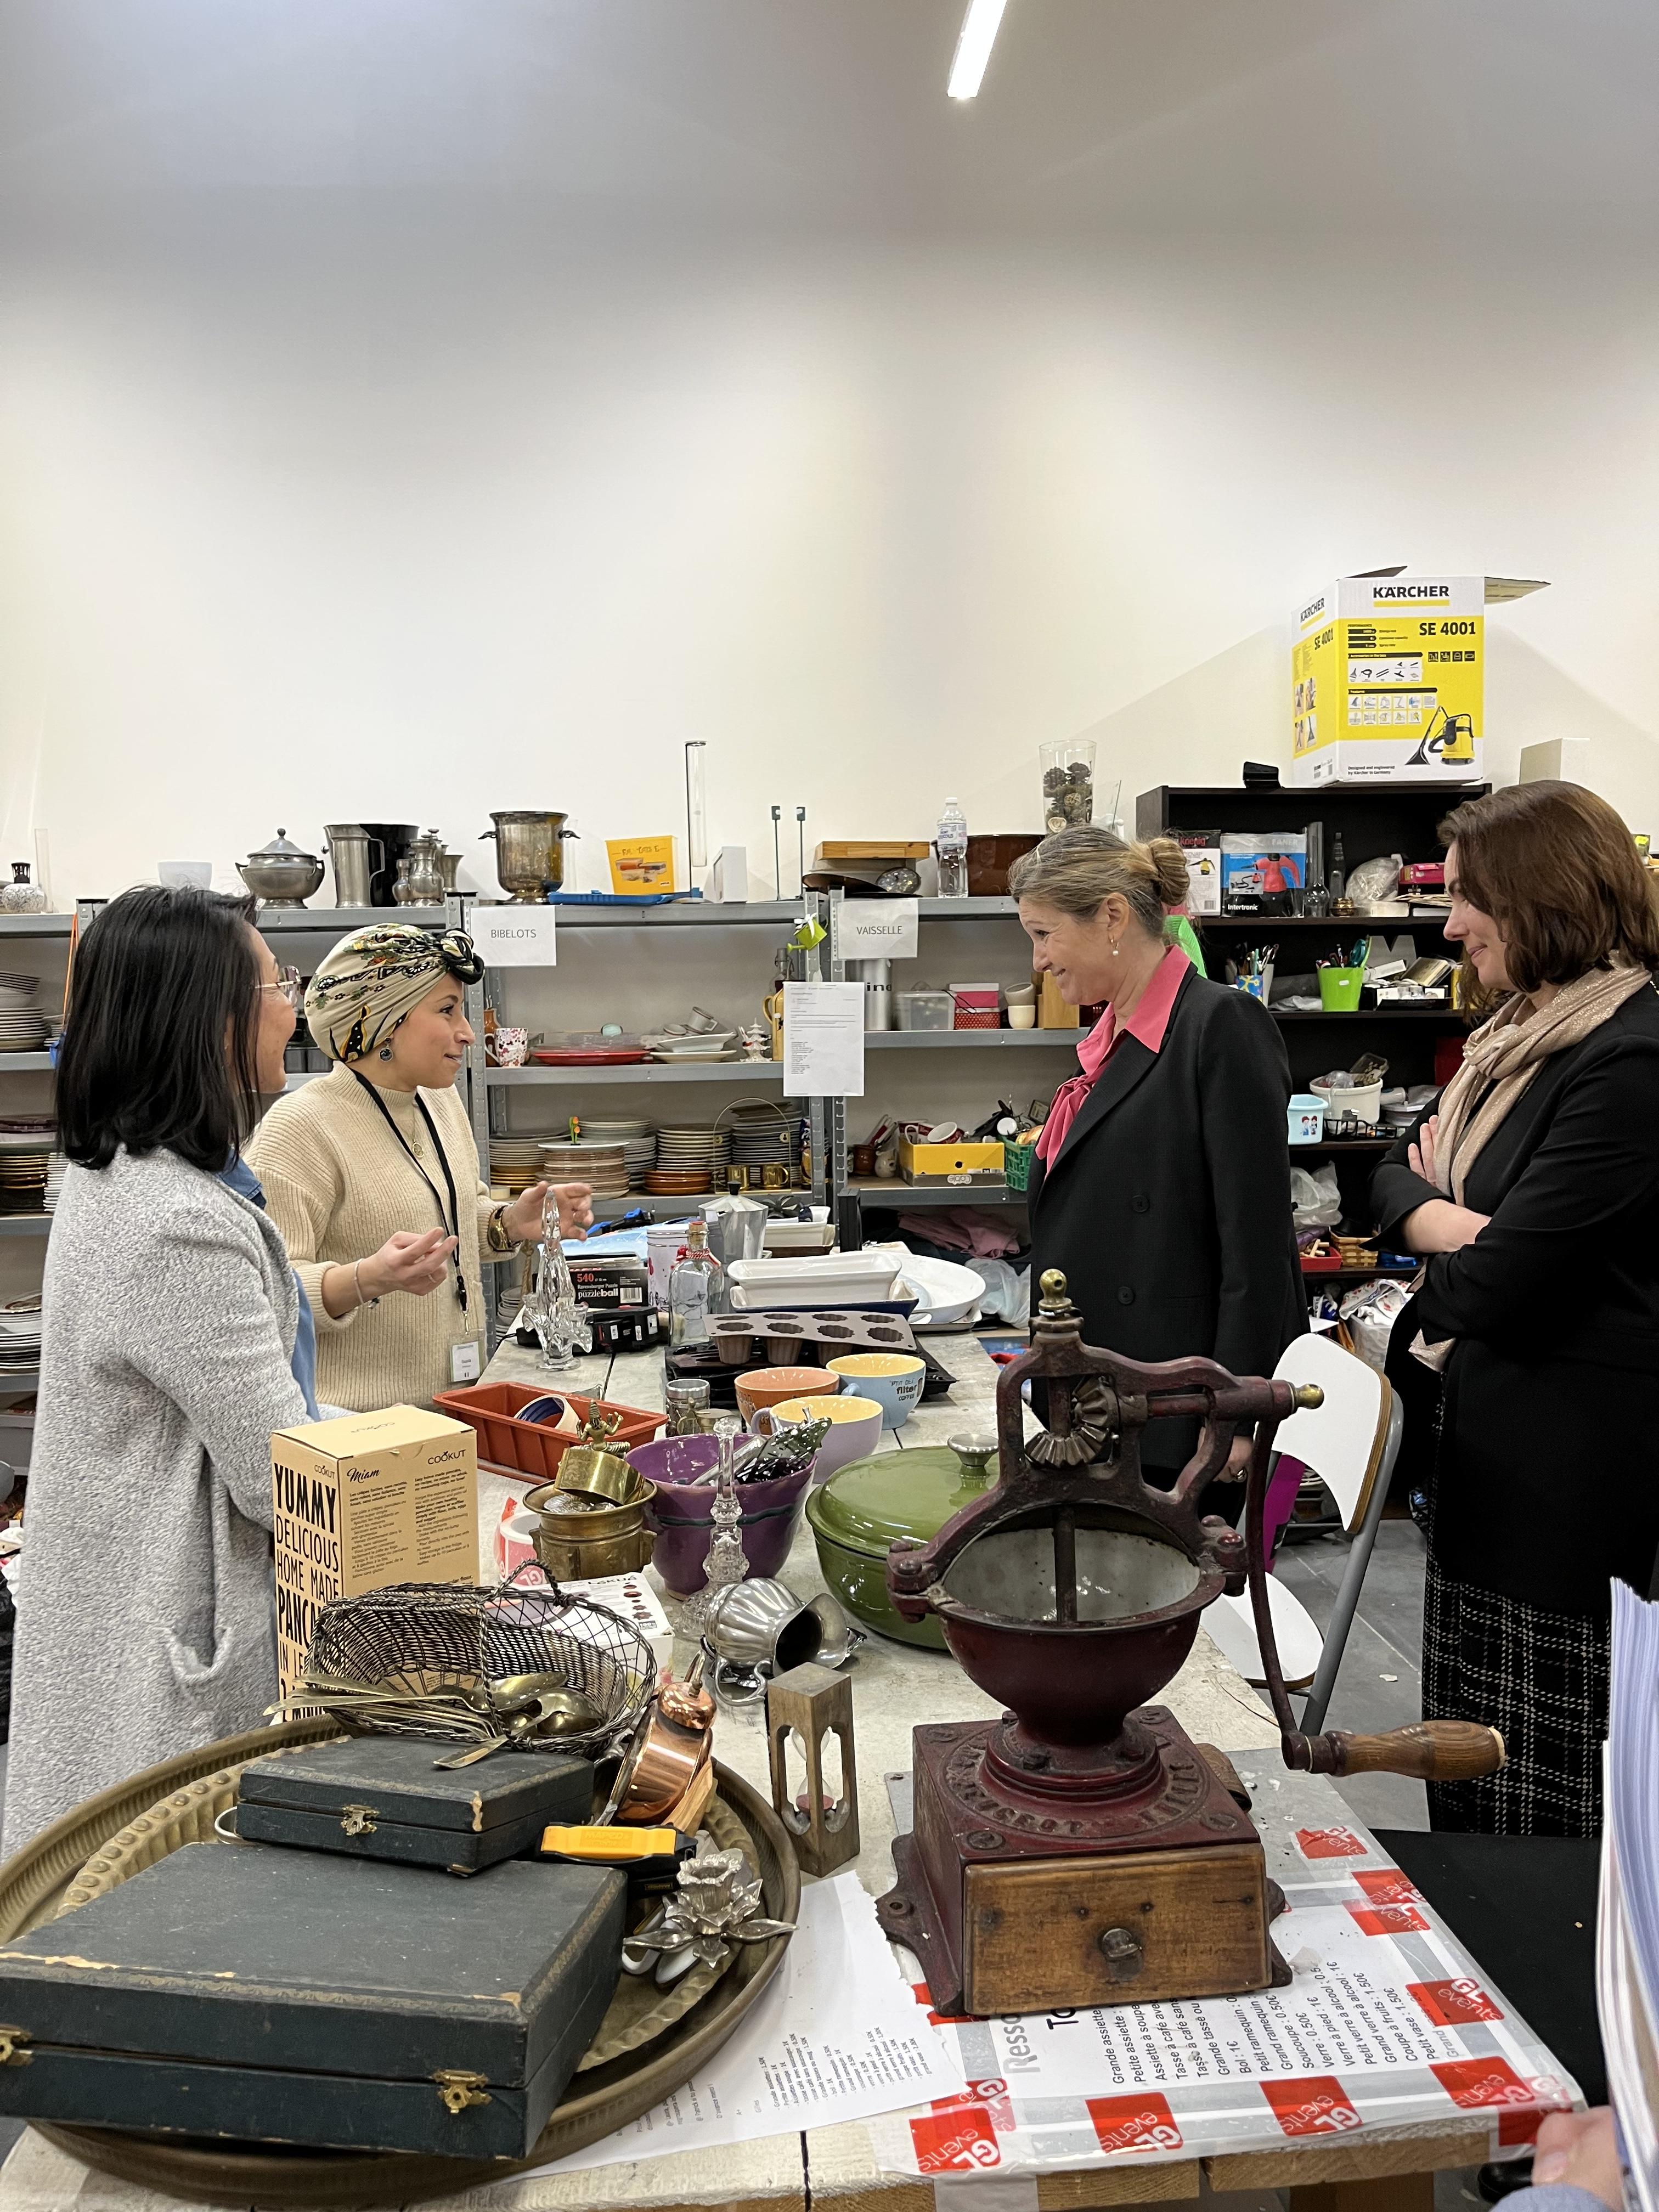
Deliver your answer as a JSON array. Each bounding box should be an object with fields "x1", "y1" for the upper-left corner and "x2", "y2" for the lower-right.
[{"x1": 2, "y1": 1147, "x2": 307, "y2": 1854}]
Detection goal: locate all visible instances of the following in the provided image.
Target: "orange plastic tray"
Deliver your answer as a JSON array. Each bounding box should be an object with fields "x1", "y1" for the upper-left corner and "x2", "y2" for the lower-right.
[{"x1": 432, "y1": 1381, "x2": 666, "y2": 1482}]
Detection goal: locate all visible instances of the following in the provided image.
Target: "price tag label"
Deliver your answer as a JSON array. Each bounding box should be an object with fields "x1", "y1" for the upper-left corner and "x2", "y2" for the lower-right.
[{"x1": 474, "y1": 907, "x2": 557, "y2": 967}]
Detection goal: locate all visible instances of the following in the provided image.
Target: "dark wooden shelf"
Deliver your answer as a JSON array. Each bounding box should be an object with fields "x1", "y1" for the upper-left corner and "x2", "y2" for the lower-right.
[
  {"x1": 1272, "y1": 1007, "x2": 1460, "y2": 1022},
  {"x1": 1291, "y1": 1138, "x2": 1393, "y2": 1155},
  {"x1": 1302, "y1": 1265, "x2": 1417, "y2": 1285},
  {"x1": 1198, "y1": 913, "x2": 1449, "y2": 931}
]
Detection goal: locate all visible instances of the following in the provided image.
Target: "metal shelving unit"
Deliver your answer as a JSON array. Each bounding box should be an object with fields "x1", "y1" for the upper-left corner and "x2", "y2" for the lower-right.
[
  {"x1": 0, "y1": 1218, "x2": 51, "y2": 1238},
  {"x1": 485, "y1": 1063, "x2": 787, "y2": 1087},
  {"x1": 865, "y1": 1030, "x2": 1079, "y2": 1051}
]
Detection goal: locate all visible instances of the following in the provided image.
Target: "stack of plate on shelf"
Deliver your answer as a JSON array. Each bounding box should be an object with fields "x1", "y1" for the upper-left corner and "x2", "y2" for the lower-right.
[
  {"x1": 645, "y1": 1031, "x2": 738, "y2": 1064},
  {"x1": 577, "y1": 1119, "x2": 657, "y2": 1190},
  {"x1": 0, "y1": 1129, "x2": 54, "y2": 1215},
  {"x1": 725, "y1": 1109, "x2": 795, "y2": 1178},
  {"x1": 488, "y1": 1137, "x2": 552, "y2": 1197},
  {"x1": 538, "y1": 1137, "x2": 630, "y2": 1200},
  {"x1": 0, "y1": 974, "x2": 47, "y2": 1055},
  {"x1": 43, "y1": 1155, "x2": 67, "y2": 1215},
  {"x1": 0, "y1": 1300, "x2": 42, "y2": 1375},
  {"x1": 646, "y1": 1125, "x2": 730, "y2": 1196}
]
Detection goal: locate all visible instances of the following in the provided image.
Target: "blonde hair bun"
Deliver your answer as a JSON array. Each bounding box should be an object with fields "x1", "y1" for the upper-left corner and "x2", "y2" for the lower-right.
[{"x1": 1008, "y1": 823, "x2": 1188, "y2": 933}]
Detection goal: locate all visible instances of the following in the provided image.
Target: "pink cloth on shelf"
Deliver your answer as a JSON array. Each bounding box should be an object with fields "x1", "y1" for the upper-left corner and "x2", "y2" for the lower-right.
[
  {"x1": 1034, "y1": 947, "x2": 1190, "y2": 1166},
  {"x1": 897, "y1": 1209, "x2": 1023, "y2": 1260}
]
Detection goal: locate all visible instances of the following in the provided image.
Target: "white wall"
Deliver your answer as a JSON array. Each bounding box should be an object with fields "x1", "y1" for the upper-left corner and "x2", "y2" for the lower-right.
[{"x1": 2, "y1": 1, "x2": 1657, "y2": 901}]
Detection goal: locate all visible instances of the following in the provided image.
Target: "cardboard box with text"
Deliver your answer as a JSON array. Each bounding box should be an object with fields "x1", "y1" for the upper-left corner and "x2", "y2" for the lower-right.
[{"x1": 272, "y1": 1406, "x2": 478, "y2": 1699}]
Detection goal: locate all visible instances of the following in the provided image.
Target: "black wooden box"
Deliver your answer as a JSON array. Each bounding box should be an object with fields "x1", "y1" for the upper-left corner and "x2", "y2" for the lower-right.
[
  {"x1": 236, "y1": 1735, "x2": 594, "y2": 1873},
  {"x1": 0, "y1": 1842, "x2": 624, "y2": 2158}
]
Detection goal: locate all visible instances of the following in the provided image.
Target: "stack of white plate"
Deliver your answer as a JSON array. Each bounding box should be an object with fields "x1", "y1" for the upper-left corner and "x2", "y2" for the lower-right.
[
  {"x1": 0, "y1": 1301, "x2": 42, "y2": 1373},
  {"x1": 488, "y1": 1137, "x2": 551, "y2": 1196},
  {"x1": 43, "y1": 1154, "x2": 67, "y2": 1215},
  {"x1": 0, "y1": 974, "x2": 47, "y2": 1054},
  {"x1": 579, "y1": 1118, "x2": 657, "y2": 1190},
  {"x1": 647, "y1": 1125, "x2": 730, "y2": 1195},
  {"x1": 539, "y1": 1138, "x2": 629, "y2": 1199},
  {"x1": 726, "y1": 1110, "x2": 795, "y2": 1176}
]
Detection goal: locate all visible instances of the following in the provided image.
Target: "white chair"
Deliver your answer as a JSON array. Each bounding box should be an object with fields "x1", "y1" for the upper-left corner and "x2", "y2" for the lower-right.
[{"x1": 1203, "y1": 1332, "x2": 1402, "y2": 1733}]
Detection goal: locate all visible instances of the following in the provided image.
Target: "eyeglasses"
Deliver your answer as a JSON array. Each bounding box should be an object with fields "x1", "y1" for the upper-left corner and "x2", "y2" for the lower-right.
[{"x1": 261, "y1": 966, "x2": 304, "y2": 1009}]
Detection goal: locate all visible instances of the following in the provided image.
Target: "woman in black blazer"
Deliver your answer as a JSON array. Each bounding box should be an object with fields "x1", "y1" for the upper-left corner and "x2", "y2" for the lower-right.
[
  {"x1": 1012, "y1": 827, "x2": 1304, "y2": 1484},
  {"x1": 1370, "y1": 781, "x2": 1659, "y2": 1838}
]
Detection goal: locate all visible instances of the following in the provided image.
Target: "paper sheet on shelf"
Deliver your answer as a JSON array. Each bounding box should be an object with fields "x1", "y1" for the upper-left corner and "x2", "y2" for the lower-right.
[
  {"x1": 840, "y1": 899, "x2": 919, "y2": 962},
  {"x1": 535, "y1": 1873, "x2": 965, "y2": 2175},
  {"x1": 782, "y1": 981, "x2": 865, "y2": 1098}
]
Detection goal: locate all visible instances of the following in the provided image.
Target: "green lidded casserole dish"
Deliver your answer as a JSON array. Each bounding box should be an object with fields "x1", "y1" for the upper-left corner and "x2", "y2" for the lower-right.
[{"x1": 804, "y1": 1440, "x2": 996, "y2": 1650}]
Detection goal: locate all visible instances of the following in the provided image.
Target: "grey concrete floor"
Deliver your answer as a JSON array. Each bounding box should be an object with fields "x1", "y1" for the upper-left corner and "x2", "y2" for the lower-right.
[{"x1": 1274, "y1": 1510, "x2": 1432, "y2": 1833}]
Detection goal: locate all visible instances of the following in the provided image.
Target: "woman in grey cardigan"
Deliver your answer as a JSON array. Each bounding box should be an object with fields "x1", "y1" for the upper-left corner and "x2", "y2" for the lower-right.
[{"x1": 2, "y1": 888, "x2": 316, "y2": 1853}]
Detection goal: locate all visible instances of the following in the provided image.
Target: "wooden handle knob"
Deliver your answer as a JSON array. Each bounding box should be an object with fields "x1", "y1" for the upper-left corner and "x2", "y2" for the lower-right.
[{"x1": 1331, "y1": 1721, "x2": 1505, "y2": 1782}]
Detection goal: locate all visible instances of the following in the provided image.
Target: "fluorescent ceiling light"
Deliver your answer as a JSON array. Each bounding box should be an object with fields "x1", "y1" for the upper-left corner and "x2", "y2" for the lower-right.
[{"x1": 947, "y1": 0, "x2": 1009, "y2": 100}]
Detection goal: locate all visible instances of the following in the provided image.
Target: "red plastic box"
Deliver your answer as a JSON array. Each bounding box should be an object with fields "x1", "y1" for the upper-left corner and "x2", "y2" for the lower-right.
[{"x1": 432, "y1": 1382, "x2": 665, "y2": 1483}]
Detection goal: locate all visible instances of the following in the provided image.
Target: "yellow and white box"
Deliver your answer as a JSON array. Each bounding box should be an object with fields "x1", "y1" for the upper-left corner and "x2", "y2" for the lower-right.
[
  {"x1": 271, "y1": 1405, "x2": 478, "y2": 1699},
  {"x1": 1292, "y1": 574, "x2": 1490, "y2": 788}
]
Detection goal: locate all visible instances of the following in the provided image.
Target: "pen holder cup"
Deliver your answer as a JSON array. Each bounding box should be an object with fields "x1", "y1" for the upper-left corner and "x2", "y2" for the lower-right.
[{"x1": 1318, "y1": 967, "x2": 1365, "y2": 1012}]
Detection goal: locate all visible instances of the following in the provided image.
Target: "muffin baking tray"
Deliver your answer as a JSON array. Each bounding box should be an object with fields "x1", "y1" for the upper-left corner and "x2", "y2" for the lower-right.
[{"x1": 666, "y1": 1308, "x2": 955, "y2": 1410}]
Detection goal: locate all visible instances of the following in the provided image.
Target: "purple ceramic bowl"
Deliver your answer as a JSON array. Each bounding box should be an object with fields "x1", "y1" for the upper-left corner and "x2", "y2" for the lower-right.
[{"x1": 629, "y1": 1432, "x2": 819, "y2": 1596}]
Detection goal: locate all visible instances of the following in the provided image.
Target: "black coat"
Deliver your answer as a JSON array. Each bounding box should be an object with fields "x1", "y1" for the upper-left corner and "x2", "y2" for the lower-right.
[
  {"x1": 1372, "y1": 979, "x2": 1659, "y2": 1617},
  {"x1": 1029, "y1": 968, "x2": 1305, "y2": 1471}
]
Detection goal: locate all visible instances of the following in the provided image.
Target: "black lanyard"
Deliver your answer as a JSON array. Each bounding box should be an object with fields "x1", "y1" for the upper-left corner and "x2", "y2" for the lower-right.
[{"x1": 352, "y1": 1071, "x2": 469, "y2": 1320}]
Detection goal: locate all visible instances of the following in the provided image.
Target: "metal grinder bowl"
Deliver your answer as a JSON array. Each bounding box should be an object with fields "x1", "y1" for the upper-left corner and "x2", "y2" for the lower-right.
[{"x1": 936, "y1": 1504, "x2": 1221, "y2": 1754}]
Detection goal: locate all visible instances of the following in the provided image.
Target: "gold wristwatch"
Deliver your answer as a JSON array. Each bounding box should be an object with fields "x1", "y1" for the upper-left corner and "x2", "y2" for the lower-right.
[{"x1": 486, "y1": 1204, "x2": 515, "y2": 1255}]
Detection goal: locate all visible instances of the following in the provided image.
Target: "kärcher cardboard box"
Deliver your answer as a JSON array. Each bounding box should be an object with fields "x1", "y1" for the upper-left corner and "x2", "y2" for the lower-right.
[
  {"x1": 1290, "y1": 571, "x2": 1547, "y2": 788},
  {"x1": 272, "y1": 1405, "x2": 478, "y2": 1699}
]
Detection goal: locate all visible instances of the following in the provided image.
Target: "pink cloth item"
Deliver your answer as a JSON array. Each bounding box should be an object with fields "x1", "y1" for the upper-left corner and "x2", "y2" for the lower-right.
[
  {"x1": 898, "y1": 1209, "x2": 1023, "y2": 1259},
  {"x1": 1263, "y1": 1450, "x2": 1307, "y2": 1556},
  {"x1": 1035, "y1": 947, "x2": 1190, "y2": 1166}
]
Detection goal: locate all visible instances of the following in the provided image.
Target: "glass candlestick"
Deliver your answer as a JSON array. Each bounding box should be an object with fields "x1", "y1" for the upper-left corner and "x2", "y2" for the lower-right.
[
  {"x1": 527, "y1": 1190, "x2": 591, "y2": 1369},
  {"x1": 685, "y1": 1417, "x2": 748, "y2": 1636}
]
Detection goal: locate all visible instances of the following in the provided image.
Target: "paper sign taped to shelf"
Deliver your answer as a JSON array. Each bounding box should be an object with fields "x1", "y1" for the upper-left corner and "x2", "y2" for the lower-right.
[
  {"x1": 473, "y1": 906, "x2": 557, "y2": 966},
  {"x1": 841, "y1": 897, "x2": 919, "y2": 961},
  {"x1": 783, "y1": 980, "x2": 865, "y2": 1097}
]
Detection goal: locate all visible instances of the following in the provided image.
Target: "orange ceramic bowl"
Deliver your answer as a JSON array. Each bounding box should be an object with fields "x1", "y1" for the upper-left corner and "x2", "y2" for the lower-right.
[{"x1": 734, "y1": 1365, "x2": 842, "y2": 1419}]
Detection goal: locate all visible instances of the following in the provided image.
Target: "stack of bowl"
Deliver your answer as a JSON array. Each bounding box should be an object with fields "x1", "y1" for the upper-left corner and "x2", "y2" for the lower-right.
[
  {"x1": 487, "y1": 1137, "x2": 550, "y2": 1197},
  {"x1": 647, "y1": 1125, "x2": 729, "y2": 1197},
  {"x1": 629, "y1": 1430, "x2": 821, "y2": 1596},
  {"x1": 0, "y1": 975, "x2": 47, "y2": 1056}
]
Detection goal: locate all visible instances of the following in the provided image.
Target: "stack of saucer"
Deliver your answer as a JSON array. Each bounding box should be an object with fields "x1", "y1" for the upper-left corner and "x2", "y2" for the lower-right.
[
  {"x1": 0, "y1": 1300, "x2": 42, "y2": 1376},
  {"x1": 646, "y1": 1125, "x2": 729, "y2": 1197},
  {"x1": 578, "y1": 1118, "x2": 657, "y2": 1190},
  {"x1": 43, "y1": 1154, "x2": 67, "y2": 1215},
  {"x1": 0, "y1": 1129, "x2": 53, "y2": 1215},
  {"x1": 726, "y1": 1109, "x2": 795, "y2": 1180},
  {"x1": 0, "y1": 974, "x2": 47, "y2": 1055},
  {"x1": 539, "y1": 1137, "x2": 629, "y2": 1200},
  {"x1": 488, "y1": 1137, "x2": 551, "y2": 1197}
]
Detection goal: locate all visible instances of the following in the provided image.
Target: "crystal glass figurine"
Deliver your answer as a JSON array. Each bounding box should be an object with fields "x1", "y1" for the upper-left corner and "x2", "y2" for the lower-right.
[
  {"x1": 527, "y1": 1190, "x2": 591, "y2": 1370},
  {"x1": 685, "y1": 1417, "x2": 749, "y2": 1636}
]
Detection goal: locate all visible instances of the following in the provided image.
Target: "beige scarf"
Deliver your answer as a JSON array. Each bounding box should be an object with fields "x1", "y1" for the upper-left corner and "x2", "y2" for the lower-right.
[{"x1": 1411, "y1": 960, "x2": 1655, "y2": 1369}]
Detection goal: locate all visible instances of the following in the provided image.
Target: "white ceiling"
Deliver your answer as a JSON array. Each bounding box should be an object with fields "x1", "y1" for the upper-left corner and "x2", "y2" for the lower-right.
[{"x1": 0, "y1": 0, "x2": 1656, "y2": 240}]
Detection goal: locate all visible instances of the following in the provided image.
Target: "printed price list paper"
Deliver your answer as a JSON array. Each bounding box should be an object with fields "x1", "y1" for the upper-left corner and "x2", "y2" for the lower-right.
[{"x1": 782, "y1": 981, "x2": 866, "y2": 1098}]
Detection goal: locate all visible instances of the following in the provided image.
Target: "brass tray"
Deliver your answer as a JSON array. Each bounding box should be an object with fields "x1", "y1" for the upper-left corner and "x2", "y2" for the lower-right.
[
  {"x1": 0, "y1": 1722, "x2": 798, "y2": 2207},
  {"x1": 58, "y1": 1748, "x2": 747, "y2": 2075}
]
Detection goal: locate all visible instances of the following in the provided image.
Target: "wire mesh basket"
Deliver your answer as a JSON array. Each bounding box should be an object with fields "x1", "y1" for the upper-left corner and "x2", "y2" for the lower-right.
[{"x1": 301, "y1": 1564, "x2": 656, "y2": 1760}]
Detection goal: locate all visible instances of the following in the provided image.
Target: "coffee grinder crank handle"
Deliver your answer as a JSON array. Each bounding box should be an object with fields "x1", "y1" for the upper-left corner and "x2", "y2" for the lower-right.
[{"x1": 1242, "y1": 1391, "x2": 1505, "y2": 1786}]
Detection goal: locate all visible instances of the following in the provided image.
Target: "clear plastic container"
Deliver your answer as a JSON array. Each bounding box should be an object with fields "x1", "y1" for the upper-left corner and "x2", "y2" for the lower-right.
[{"x1": 896, "y1": 990, "x2": 955, "y2": 1030}]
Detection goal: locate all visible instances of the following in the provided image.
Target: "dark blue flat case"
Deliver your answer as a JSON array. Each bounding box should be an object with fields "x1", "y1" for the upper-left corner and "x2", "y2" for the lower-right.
[
  {"x1": 0, "y1": 1843, "x2": 624, "y2": 2157},
  {"x1": 234, "y1": 1735, "x2": 594, "y2": 1873}
]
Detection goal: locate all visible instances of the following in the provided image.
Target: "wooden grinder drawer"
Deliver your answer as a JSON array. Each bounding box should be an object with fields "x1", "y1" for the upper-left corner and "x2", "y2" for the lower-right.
[{"x1": 963, "y1": 1841, "x2": 1272, "y2": 2014}]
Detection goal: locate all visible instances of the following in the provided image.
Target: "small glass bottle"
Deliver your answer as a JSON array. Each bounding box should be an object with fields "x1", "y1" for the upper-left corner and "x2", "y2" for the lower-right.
[
  {"x1": 664, "y1": 1378, "x2": 712, "y2": 1436},
  {"x1": 668, "y1": 1220, "x2": 721, "y2": 1348},
  {"x1": 0, "y1": 863, "x2": 46, "y2": 915}
]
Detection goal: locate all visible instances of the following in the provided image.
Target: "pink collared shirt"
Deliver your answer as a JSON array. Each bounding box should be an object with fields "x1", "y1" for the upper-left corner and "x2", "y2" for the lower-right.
[{"x1": 1034, "y1": 946, "x2": 1190, "y2": 1167}]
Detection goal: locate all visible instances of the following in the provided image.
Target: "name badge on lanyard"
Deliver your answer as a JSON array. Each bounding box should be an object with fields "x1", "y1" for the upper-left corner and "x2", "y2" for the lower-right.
[{"x1": 450, "y1": 1341, "x2": 482, "y2": 1385}]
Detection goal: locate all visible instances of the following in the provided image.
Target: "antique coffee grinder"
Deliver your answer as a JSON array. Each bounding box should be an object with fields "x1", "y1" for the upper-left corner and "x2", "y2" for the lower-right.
[{"x1": 876, "y1": 1272, "x2": 1503, "y2": 2017}]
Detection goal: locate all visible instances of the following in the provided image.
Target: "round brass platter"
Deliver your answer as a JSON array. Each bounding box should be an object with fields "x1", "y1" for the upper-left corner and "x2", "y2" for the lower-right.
[{"x1": 0, "y1": 1723, "x2": 798, "y2": 2207}]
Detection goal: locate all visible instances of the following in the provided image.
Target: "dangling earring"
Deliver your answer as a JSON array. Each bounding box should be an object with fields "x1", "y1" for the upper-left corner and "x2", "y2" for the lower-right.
[
  {"x1": 379, "y1": 1044, "x2": 394, "y2": 1062},
  {"x1": 1111, "y1": 938, "x2": 1121, "y2": 957}
]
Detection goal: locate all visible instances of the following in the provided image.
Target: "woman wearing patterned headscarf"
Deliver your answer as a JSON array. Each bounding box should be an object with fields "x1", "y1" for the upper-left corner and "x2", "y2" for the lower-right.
[{"x1": 248, "y1": 923, "x2": 592, "y2": 1413}]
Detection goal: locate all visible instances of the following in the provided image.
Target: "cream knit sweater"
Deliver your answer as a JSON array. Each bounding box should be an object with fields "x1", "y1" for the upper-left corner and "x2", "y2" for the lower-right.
[{"x1": 248, "y1": 1064, "x2": 504, "y2": 1413}]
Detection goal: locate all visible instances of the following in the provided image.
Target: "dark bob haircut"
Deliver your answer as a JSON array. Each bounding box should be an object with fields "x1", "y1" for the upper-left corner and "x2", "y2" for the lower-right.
[
  {"x1": 1440, "y1": 781, "x2": 1659, "y2": 997},
  {"x1": 57, "y1": 885, "x2": 265, "y2": 1172}
]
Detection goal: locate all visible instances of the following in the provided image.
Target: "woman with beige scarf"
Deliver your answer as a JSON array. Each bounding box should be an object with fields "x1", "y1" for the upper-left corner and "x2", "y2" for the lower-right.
[
  {"x1": 249, "y1": 923, "x2": 592, "y2": 1413},
  {"x1": 1372, "y1": 782, "x2": 1659, "y2": 1837}
]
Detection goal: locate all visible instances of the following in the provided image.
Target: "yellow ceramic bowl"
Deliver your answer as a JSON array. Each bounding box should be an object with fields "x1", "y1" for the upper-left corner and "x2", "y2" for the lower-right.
[
  {"x1": 826, "y1": 1352, "x2": 926, "y2": 1431},
  {"x1": 769, "y1": 1394, "x2": 885, "y2": 1479}
]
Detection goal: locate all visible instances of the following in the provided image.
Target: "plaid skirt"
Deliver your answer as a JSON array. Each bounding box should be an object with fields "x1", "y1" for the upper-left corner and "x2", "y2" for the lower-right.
[{"x1": 1422, "y1": 1550, "x2": 1609, "y2": 1836}]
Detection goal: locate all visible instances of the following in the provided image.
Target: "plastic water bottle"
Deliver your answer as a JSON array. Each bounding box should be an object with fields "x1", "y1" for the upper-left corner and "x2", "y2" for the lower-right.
[{"x1": 936, "y1": 797, "x2": 968, "y2": 899}]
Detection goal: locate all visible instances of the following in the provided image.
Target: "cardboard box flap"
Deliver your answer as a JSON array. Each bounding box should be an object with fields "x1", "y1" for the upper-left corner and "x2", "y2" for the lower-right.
[
  {"x1": 1342, "y1": 566, "x2": 1549, "y2": 604},
  {"x1": 274, "y1": 1404, "x2": 473, "y2": 1455}
]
